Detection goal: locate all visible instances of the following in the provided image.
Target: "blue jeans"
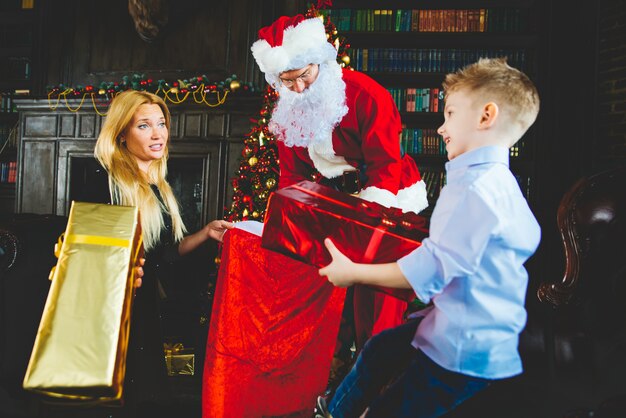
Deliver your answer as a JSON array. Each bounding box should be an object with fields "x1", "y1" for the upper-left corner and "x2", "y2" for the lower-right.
[{"x1": 328, "y1": 319, "x2": 491, "y2": 418}]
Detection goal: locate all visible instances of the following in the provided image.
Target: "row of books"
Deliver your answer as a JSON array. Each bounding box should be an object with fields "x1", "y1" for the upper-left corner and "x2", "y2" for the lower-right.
[
  {"x1": 388, "y1": 87, "x2": 444, "y2": 113},
  {"x1": 401, "y1": 128, "x2": 444, "y2": 156},
  {"x1": 0, "y1": 56, "x2": 31, "y2": 81},
  {"x1": 401, "y1": 127, "x2": 529, "y2": 159},
  {"x1": 0, "y1": 161, "x2": 17, "y2": 183},
  {"x1": 322, "y1": 8, "x2": 529, "y2": 33},
  {"x1": 509, "y1": 138, "x2": 527, "y2": 158},
  {"x1": 0, "y1": 94, "x2": 18, "y2": 113},
  {"x1": 348, "y1": 48, "x2": 527, "y2": 73},
  {"x1": 420, "y1": 170, "x2": 447, "y2": 203},
  {"x1": 419, "y1": 171, "x2": 531, "y2": 205}
]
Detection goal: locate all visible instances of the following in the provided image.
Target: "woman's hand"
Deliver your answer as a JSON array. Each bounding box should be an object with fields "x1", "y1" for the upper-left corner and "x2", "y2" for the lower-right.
[
  {"x1": 205, "y1": 220, "x2": 235, "y2": 243},
  {"x1": 133, "y1": 257, "x2": 145, "y2": 288},
  {"x1": 318, "y1": 238, "x2": 357, "y2": 287}
]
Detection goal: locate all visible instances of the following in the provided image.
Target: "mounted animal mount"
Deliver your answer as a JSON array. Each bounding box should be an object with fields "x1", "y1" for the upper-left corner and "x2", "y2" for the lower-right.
[{"x1": 128, "y1": 0, "x2": 169, "y2": 42}]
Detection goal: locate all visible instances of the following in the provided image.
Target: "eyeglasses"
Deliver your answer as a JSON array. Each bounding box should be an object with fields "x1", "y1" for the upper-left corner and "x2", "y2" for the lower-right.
[{"x1": 279, "y1": 65, "x2": 317, "y2": 88}]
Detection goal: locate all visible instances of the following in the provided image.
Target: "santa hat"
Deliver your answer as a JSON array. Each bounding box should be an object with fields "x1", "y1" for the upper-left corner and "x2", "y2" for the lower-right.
[{"x1": 251, "y1": 15, "x2": 337, "y2": 78}]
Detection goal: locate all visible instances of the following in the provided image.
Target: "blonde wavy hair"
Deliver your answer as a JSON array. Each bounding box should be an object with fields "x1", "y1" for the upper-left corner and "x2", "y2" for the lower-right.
[{"x1": 94, "y1": 90, "x2": 186, "y2": 250}]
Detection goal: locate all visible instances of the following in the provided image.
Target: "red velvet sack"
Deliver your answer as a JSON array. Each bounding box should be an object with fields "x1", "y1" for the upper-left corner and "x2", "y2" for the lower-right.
[{"x1": 261, "y1": 180, "x2": 429, "y2": 301}]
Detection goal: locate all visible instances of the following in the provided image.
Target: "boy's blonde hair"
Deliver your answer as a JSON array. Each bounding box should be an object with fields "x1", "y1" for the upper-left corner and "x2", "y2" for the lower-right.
[
  {"x1": 443, "y1": 57, "x2": 540, "y2": 139},
  {"x1": 94, "y1": 90, "x2": 186, "y2": 251}
]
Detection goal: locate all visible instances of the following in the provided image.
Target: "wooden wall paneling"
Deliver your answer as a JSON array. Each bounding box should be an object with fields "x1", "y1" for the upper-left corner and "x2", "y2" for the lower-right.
[
  {"x1": 18, "y1": 140, "x2": 56, "y2": 214},
  {"x1": 40, "y1": 0, "x2": 268, "y2": 89}
]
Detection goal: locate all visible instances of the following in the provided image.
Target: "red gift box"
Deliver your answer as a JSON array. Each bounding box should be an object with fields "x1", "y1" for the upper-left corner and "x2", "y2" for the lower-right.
[{"x1": 261, "y1": 181, "x2": 429, "y2": 301}]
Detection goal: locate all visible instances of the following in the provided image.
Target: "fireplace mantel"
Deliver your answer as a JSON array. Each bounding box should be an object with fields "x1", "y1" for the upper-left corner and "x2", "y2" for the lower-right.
[{"x1": 14, "y1": 96, "x2": 261, "y2": 224}]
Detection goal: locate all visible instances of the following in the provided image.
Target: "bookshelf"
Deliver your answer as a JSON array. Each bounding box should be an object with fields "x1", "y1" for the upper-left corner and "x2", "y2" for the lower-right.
[
  {"x1": 0, "y1": 0, "x2": 36, "y2": 214},
  {"x1": 324, "y1": 0, "x2": 542, "y2": 213}
]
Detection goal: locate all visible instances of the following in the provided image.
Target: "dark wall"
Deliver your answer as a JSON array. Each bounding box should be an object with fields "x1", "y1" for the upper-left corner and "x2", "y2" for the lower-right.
[
  {"x1": 34, "y1": 0, "x2": 301, "y2": 93},
  {"x1": 532, "y1": 0, "x2": 625, "y2": 288},
  {"x1": 597, "y1": 0, "x2": 626, "y2": 164}
]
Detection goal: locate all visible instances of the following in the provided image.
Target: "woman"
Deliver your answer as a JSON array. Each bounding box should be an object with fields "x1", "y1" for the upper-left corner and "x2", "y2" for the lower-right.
[{"x1": 91, "y1": 90, "x2": 233, "y2": 417}]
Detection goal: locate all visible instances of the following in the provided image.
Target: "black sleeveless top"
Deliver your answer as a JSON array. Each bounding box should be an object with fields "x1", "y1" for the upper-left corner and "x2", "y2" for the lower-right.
[{"x1": 74, "y1": 164, "x2": 178, "y2": 412}]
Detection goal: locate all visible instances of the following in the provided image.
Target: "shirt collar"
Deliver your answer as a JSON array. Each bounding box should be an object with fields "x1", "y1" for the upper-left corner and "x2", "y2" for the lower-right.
[{"x1": 445, "y1": 145, "x2": 510, "y2": 173}]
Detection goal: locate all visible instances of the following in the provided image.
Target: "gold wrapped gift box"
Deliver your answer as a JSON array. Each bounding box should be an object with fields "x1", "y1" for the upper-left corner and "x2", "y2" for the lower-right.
[
  {"x1": 164, "y1": 343, "x2": 194, "y2": 376},
  {"x1": 23, "y1": 201, "x2": 143, "y2": 403}
]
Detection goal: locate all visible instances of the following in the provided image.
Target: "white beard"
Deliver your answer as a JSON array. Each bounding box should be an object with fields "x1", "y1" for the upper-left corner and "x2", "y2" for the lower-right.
[{"x1": 269, "y1": 61, "x2": 349, "y2": 148}]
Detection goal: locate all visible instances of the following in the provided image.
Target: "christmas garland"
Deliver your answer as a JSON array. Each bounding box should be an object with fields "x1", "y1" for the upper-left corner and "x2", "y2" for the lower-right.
[{"x1": 47, "y1": 73, "x2": 259, "y2": 116}]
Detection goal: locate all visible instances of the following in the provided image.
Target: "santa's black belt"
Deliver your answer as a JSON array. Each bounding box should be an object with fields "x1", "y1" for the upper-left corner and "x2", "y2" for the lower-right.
[{"x1": 319, "y1": 165, "x2": 368, "y2": 195}]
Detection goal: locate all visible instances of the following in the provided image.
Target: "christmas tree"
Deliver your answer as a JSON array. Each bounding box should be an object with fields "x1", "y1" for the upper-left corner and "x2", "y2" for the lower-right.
[{"x1": 224, "y1": 2, "x2": 351, "y2": 222}]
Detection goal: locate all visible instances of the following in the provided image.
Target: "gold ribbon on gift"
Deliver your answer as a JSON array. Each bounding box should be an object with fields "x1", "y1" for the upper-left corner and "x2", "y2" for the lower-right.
[
  {"x1": 49, "y1": 233, "x2": 133, "y2": 281},
  {"x1": 164, "y1": 342, "x2": 194, "y2": 376},
  {"x1": 164, "y1": 342, "x2": 184, "y2": 356}
]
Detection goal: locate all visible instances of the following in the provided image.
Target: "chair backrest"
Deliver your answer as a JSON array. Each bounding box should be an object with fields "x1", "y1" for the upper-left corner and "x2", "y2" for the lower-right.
[{"x1": 537, "y1": 166, "x2": 626, "y2": 335}]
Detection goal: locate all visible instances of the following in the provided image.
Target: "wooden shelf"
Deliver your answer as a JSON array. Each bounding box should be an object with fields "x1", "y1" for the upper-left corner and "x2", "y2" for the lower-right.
[
  {"x1": 400, "y1": 112, "x2": 444, "y2": 125},
  {"x1": 344, "y1": 32, "x2": 539, "y2": 49},
  {"x1": 335, "y1": 0, "x2": 542, "y2": 208},
  {"x1": 408, "y1": 154, "x2": 448, "y2": 164},
  {"x1": 332, "y1": 0, "x2": 537, "y2": 9}
]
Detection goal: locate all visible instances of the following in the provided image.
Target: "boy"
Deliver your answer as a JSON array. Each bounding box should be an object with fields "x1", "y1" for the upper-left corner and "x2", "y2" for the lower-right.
[{"x1": 315, "y1": 57, "x2": 542, "y2": 418}]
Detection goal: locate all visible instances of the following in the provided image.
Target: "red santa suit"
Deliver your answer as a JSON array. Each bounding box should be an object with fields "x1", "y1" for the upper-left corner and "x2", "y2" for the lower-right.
[
  {"x1": 251, "y1": 12, "x2": 428, "y2": 371},
  {"x1": 275, "y1": 67, "x2": 428, "y2": 355},
  {"x1": 277, "y1": 68, "x2": 428, "y2": 214}
]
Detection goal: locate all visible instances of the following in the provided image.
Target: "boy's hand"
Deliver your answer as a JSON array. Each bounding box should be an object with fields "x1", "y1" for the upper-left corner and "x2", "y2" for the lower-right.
[{"x1": 319, "y1": 238, "x2": 356, "y2": 287}]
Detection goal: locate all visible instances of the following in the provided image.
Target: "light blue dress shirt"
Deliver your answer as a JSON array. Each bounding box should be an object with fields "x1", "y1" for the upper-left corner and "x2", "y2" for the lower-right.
[{"x1": 397, "y1": 145, "x2": 541, "y2": 379}]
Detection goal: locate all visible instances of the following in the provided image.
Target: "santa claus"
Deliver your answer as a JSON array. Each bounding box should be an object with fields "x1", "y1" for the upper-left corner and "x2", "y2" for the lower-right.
[
  {"x1": 251, "y1": 14, "x2": 429, "y2": 388},
  {"x1": 252, "y1": 14, "x2": 428, "y2": 213}
]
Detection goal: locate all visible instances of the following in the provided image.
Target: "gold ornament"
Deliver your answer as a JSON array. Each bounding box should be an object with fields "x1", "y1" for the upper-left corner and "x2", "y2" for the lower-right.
[
  {"x1": 266, "y1": 178, "x2": 276, "y2": 189},
  {"x1": 252, "y1": 211, "x2": 259, "y2": 218},
  {"x1": 259, "y1": 191, "x2": 268, "y2": 200},
  {"x1": 243, "y1": 208, "x2": 249, "y2": 217},
  {"x1": 98, "y1": 89, "x2": 106, "y2": 95},
  {"x1": 248, "y1": 156, "x2": 258, "y2": 166},
  {"x1": 170, "y1": 87, "x2": 179, "y2": 94},
  {"x1": 333, "y1": 30, "x2": 338, "y2": 35},
  {"x1": 341, "y1": 55, "x2": 351, "y2": 66},
  {"x1": 229, "y1": 80, "x2": 241, "y2": 91}
]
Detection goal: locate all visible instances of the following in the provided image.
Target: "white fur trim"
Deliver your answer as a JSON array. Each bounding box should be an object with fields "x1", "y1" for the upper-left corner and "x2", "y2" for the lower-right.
[
  {"x1": 360, "y1": 180, "x2": 429, "y2": 214},
  {"x1": 251, "y1": 18, "x2": 337, "y2": 76},
  {"x1": 308, "y1": 139, "x2": 353, "y2": 178},
  {"x1": 397, "y1": 180, "x2": 429, "y2": 214},
  {"x1": 359, "y1": 186, "x2": 398, "y2": 208}
]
